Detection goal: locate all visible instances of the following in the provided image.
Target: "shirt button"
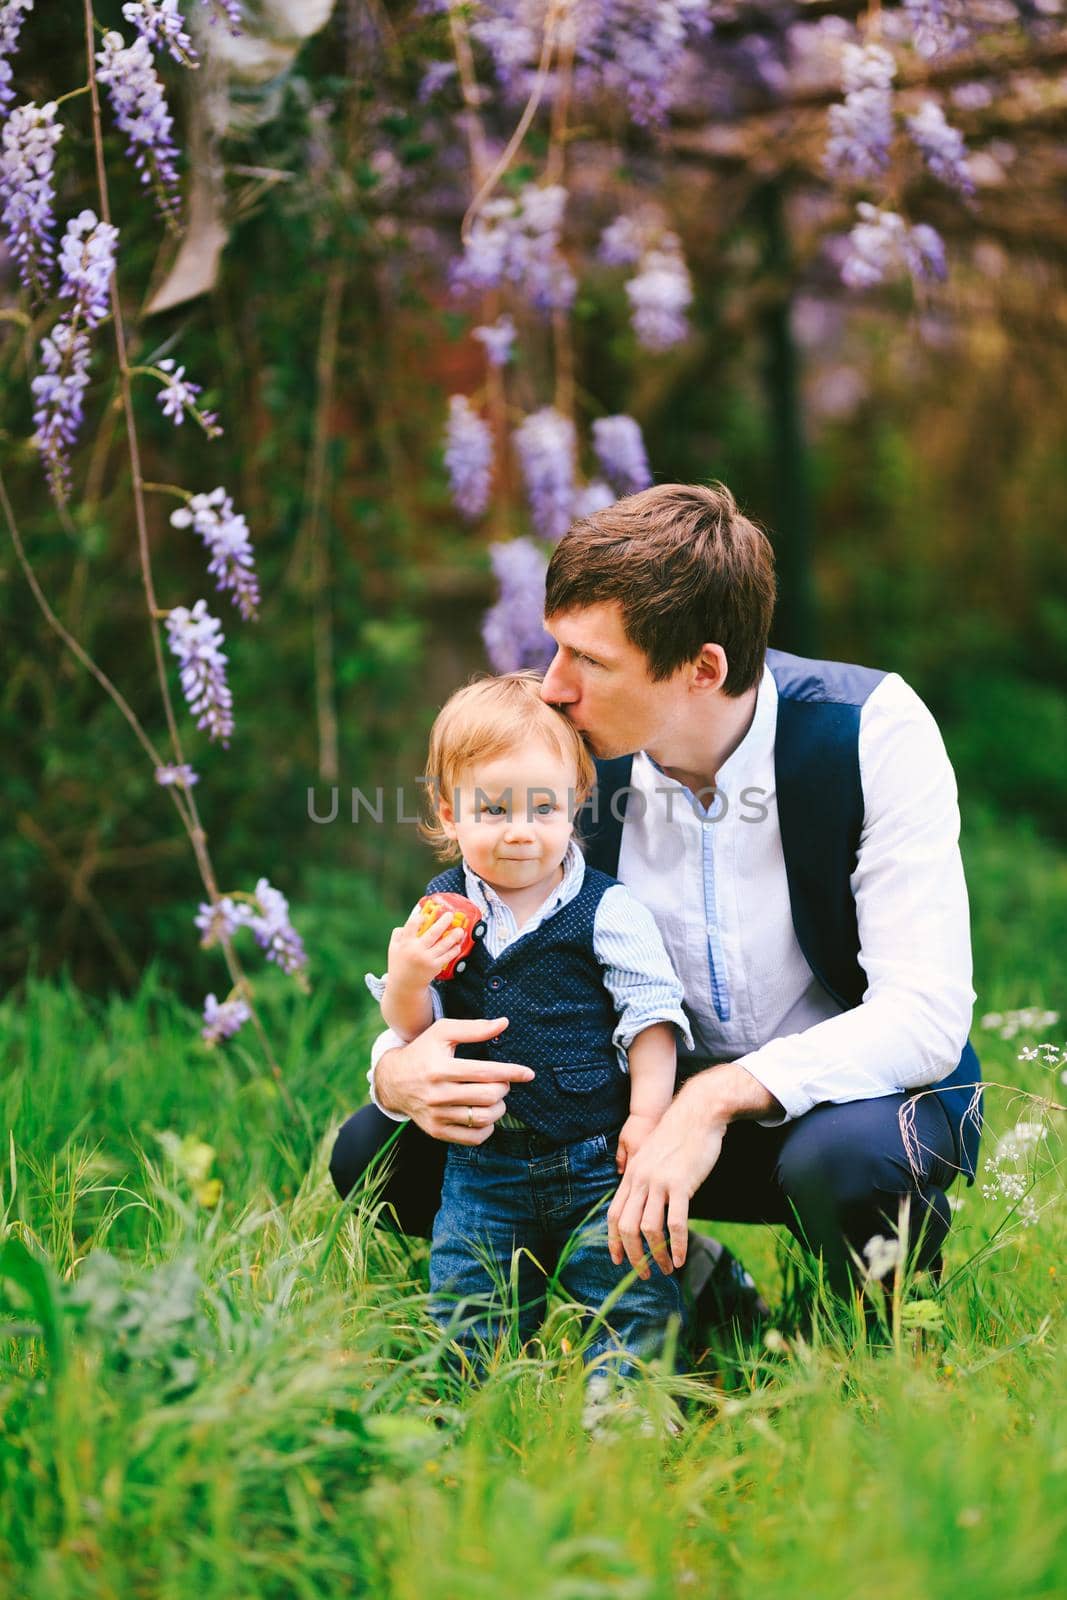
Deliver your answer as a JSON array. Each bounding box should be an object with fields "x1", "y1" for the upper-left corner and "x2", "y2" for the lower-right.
[{"x1": 488, "y1": 976, "x2": 505, "y2": 991}]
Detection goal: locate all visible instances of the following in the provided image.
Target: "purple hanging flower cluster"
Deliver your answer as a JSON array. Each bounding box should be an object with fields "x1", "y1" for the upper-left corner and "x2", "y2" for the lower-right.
[
  {"x1": 482, "y1": 538, "x2": 555, "y2": 674},
  {"x1": 572, "y1": 481, "x2": 615, "y2": 518},
  {"x1": 30, "y1": 210, "x2": 117, "y2": 502},
  {"x1": 514, "y1": 407, "x2": 576, "y2": 542},
  {"x1": 592, "y1": 415, "x2": 651, "y2": 497},
  {"x1": 906, "y1": 100, "x2": 974, "y2": 197},
  {"x1": 599, "y1": 214, "x2": 693, "y2": 350},
  {"x1": 201, "y1": 0, "x2": 243, "y2": 33},
  {"x1": 249, "y1": 877, "x2": 308, "y2": 975},
  {"x1": 57, "y1": 208, "x2": 118, "y2": 326},
  {"x1": 121, "y1": 0, "x2": 198, "y2": 68},
  {"x1": 155, "y1": 357, "x2": 221, "y2": 435},
  {"x1": 0, "y1": 100, "x2": 62, "y2": 300},
  {"x1": 32, "y1": 322, "x2": 91, "y2": 503},
  {"x1": 841, "y1": 203, "x2": 946, "y2": 290},
  {"x1": 625, "y1": 237, "x2": 692, "y2": 352},
  {"x1": 195, "y1": 879, "x2": 307, "y2": 977},
  {"x1": 469, "y1": 12, "x2": 537, "y2": 100},
  {"x1": 598, "y1": 214, "x2": 644, "y2": 268},
  {"x1": 418, "y1": 59, "x2": 457, "y2": 103},
  {"x1": 95, "y1": 30, "x2": 181, "y2": 223},
  {"x1": 452, "y1": 184, "x2": 575, "y2": 314},
  {"x1": 165, "y1": 599, "x2": 234, "y2": 745},
  {"x1": 473, "y1": 313, "x2": 516, "y2": 368},
  {"x1": 444, "y1": 395, "x2": 493, "y2": 519},
  {"x1": 196, "y1": 894, "x2": 252, "y2": 945},
  {"x1": 0, "y1": 0, "x2": 33, "y2": 115},
  {"x1": 902, "y1": 0, "x2": 970, "y2": 61},
  {"x1": 156, "y1": 762, "x2": 199, "y2": 788},
  {"x1": 572, "y1": 0, "x2": 713, "y2": 129},
  {"x1": 201, "y1": 992, "x2": 251, "y2": 1046},
  {"x1": 469, "y1": 0, "x2": 711, "y2": 125},
  {"x1": 825, "y1": 43, "x2": 896, "y2": 182},
  {"x1": 170, "y1": 488, "x2": 260, "y2": 620}
]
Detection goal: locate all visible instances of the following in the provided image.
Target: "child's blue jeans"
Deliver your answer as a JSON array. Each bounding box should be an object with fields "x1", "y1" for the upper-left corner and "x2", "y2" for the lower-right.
[{"x1": 429, "y1": 1125, "x2": 687, "y2": 1377}]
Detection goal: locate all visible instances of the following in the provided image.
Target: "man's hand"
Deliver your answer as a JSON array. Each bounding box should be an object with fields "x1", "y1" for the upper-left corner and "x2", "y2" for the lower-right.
[
  {"x1": 607, "y1": 1063, "x2": 780, "y2": 1278},
  {"x1": 374, "y1": 1014, "x2": 534, "y2": 1144}
]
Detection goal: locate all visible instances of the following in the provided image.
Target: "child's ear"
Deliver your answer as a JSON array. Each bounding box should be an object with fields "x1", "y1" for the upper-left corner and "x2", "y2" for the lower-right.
[{"x1": 437, "y1": 796, "x2": 458, "y2": 839}]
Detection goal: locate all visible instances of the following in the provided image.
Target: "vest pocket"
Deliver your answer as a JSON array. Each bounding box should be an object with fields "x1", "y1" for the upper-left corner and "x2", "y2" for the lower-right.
[{"x1": 551, "y1": 1062, "x2": 618, "y2": 1095}]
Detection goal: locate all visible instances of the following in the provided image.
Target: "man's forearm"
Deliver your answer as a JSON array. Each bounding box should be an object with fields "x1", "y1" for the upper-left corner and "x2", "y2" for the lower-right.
[{"x1": 682, "y1": 1061, "x2": 784, "y2": 1125}]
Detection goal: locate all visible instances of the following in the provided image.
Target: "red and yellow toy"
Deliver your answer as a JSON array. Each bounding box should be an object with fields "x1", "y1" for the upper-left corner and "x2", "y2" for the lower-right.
[{"x1": 417, "y1": 892, "x2": 487, "y2": 980}]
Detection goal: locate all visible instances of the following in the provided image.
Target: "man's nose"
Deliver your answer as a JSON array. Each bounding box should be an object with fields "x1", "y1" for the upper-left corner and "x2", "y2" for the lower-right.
[{"x1": 541, "y1": 648, "x2": 576, "y2": 704}]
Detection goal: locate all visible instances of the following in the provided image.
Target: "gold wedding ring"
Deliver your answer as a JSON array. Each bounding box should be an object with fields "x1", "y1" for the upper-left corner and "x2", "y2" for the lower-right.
[{"x1": 465, "y1": 1105, "x2": 474, "y2": 1129}]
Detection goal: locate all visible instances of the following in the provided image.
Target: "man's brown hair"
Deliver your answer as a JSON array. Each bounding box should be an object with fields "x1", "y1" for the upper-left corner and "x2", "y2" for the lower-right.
[{"x1": 544, "y1": 482, "x2": 776, "y2": 694}]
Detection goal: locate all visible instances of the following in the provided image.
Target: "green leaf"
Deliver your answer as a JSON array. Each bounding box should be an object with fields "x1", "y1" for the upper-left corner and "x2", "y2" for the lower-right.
[{"x1": 0, "y1": 1237, "x2": 65, "y2": 1373}]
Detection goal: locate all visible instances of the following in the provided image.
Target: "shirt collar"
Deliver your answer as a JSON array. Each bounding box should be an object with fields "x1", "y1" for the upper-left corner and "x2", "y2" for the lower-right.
[{"x1": 462, "y1": 836, "x2": 585, "y2": 918}]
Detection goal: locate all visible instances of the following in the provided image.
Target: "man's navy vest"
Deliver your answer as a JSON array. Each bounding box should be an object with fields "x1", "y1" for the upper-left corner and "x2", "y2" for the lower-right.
[
  {"x1": 576, "y1": 648, "x2": 983, "y2": 1183},
  {"x1": 426, "y1": 863, "x2": 631, "y2": 1142}
]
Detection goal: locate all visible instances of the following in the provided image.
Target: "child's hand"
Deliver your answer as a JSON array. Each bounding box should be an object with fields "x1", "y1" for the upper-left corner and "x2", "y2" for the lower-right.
[
  {"x1": 386, "y1": 903, "x2": 468, "y2": 993},
  {"x1": 615, "y1": 1111, "x2": 662, "y2": 1176}
]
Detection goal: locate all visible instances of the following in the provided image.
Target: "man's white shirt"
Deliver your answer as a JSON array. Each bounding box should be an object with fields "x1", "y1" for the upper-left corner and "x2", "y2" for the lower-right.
[{"x1": 368, "y1": 665, "x2": 975, "y2": 1125}]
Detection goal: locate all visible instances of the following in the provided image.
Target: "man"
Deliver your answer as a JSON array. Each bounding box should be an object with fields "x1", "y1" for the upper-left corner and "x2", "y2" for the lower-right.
[{"x1": 330, "y1": 482, "x2": 981, "y2": 1310}]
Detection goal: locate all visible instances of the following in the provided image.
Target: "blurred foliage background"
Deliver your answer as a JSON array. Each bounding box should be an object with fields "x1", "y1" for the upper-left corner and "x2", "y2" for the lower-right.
[{"x1": 2, "y1": 0, "x2": 1067, "y2": 1009}]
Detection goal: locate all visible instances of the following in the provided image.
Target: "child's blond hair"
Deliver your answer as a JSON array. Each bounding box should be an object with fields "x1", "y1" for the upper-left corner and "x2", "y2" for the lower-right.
[{"x1": 421, "y1": 671, "x2": 596, "y2": 861}]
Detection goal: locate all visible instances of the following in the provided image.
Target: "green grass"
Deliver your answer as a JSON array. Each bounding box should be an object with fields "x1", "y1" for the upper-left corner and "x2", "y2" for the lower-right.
[{"x1": 1, "y1": 806, "x2": 1064, "y2": 1599}]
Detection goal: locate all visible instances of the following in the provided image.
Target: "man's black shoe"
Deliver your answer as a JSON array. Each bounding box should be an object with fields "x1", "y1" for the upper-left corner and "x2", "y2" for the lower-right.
[{"x1": 683, "y1": 1232, "x2": 770, "y2": 1348}]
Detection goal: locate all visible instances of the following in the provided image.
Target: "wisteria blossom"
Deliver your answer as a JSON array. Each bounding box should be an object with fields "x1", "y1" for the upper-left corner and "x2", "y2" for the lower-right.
[
  {"x1": 155, "y1": 357, "x2": 221, "y2": 434},
  {"x1": 170, "y1": 488, "x2": 260, "y2": 620},
  {"x1": 195, "y1": 895, "x2": 253, "y2": 946},
  {"x1": 57, "y1": 209, "x2": 118, "y2": 327},
  {"x1": 155, "y1": 762, "x2": 199, "y2": 788},
  {"x1": 906, "y1": 101, "x2": 974, "y2": 197},
  {"x1": 165, "y1": 599, "x2": 234, "y2": 745},
  {"x1": 418, "y1": 59, "x2": 456, "y2": 102},
  {"x1": 248, "y1": 877, "x2": 308, "y2": 976},
  {"x1": 0, "y1": 0, "x2": 32, "y2": 114},
  {"x1": 452, "y1": 184, "x2": 575, "y2": 314},
  {"x1": 482, "y1": 538, "x2": 555, "y2": 674},
  {"x1": 599, "y1": 214, "x2": 645, "y2": 268},
  {"x1": 841, "y1": 203, "x2": 946, "y2": 290},
  {"x1": 625, "y1": 238, "x2": 693, "y2": 351},
  {"x1": 572, "y1": 0, "x2": 713, "y2": 129},
  {"x1": 471, "y1": 0, "x2": 711, "y2": 126},
  {"x1": 902, "y1": 0, "x2": 970, "y2": 60},
  {"x1": 32, "y1": 321, "x2": 91, "y2": 503},
  {"x1": 122, "y1": 1, "x2": 197, "y2": 66},
  {"x1": 592, "y1": 414, "x2": 652, "y2": 497},
  {"x1": 201, "y1": 992, "x2": 251, "y2": 1046},
  {"x1": 0, "y1": 100, "x2": 62, "y2": 300},
  {"x1": 29, "y1": 212, "x2": 117, "y2": 504},
  {"x1": 95, "y1": 30, "x2": 181, "y2": 222},
  {"x1": 514, "y1": 407, "x2": 576, "y2": 542},
  {"x1": 201, "y1": 0, "x2": 243, "y2": 33},
  {"x1": 572, "y1": 480, "x2": 615, "y2": 519},
  {"x1": 469, "y1": 11, "x2": 537, "y2": 100},
  {"x1": 472, "y1": 313, "x2": 516, "y2": 368},
  {"x1": 825, "y1": 43, "x2": 896, "y2": 182},
  {"x1": 444, "y1": 395, "x2": 493, "y2": 519}
]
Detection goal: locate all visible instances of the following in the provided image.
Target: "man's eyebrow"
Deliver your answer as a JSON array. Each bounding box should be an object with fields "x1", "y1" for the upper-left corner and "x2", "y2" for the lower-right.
[{"x1": 563, "y1": 642, "x2": 611, "y2": 665}]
